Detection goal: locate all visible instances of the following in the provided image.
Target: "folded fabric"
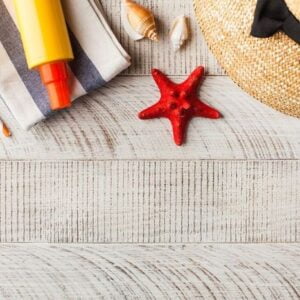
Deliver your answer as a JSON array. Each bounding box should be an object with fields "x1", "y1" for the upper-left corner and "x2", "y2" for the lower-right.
[{"x1": 0, "y1": 0, "x2": 131, "y2": 129}]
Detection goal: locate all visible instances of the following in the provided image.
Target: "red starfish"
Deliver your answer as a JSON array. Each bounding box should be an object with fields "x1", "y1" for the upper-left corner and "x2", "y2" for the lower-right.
[{"x1": 138, "y1": 66, "x2": 221, "y2": 146}]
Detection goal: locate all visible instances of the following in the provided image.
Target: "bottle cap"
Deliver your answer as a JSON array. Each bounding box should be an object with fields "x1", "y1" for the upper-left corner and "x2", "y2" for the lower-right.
[{"x1": 38, "y1": 62, "x2": 71, "y2": 110}]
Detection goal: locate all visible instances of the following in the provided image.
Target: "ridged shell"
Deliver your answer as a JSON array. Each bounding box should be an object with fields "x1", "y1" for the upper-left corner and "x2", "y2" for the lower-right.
[
  {"x1": 170, "y1": 15, "x2": 189, "y2": 51},
  {"x1": 122, "y1": 0, "x2": 158, "y2": 41}
]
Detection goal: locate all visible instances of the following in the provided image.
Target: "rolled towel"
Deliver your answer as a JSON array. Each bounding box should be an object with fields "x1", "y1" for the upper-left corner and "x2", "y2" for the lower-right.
[{"x1": 0, "y1": 0, "x2": 131, "y2": 129}]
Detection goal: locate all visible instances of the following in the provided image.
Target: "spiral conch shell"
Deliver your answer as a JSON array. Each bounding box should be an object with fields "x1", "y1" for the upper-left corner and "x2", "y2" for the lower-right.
[
  {"x1": 122, "y1": 0, "x2": 158, "y2": 41},
  {"x1": 170, "y1": 15, "x2": 189, "y2": 51}
]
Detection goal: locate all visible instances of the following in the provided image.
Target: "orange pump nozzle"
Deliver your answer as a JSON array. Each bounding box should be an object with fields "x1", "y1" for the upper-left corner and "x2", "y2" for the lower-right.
[{"x1": 38, "y1": 62, "x2": 71, "y2": 110}]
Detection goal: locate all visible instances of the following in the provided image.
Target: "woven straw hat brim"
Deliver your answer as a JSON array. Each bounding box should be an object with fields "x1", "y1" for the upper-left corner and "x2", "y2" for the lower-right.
[{"x1": 194, "y1": 0, "x2": 300, "y2": 117}]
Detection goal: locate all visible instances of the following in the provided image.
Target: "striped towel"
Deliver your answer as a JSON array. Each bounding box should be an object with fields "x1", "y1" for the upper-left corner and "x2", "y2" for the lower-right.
[{"x1": 0, "y1": 0, "x2": 131, "y2": 129}]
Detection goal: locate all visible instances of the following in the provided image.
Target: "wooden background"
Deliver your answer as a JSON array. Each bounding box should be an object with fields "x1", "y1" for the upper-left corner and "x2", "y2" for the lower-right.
[{"x1": 0, "y1": 0, "x2": 299, "y2": 298}]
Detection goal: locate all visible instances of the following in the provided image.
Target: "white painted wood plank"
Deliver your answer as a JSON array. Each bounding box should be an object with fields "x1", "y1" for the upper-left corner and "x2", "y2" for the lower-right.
[
  {"x1": 101, "y1": 0, "x2": 224, "y2": 75},
  {"x1": 0, "y1": 160, "x2": 298, "y2": 243},
  {"x1": 1, "y1": 76, "x2": 299, "y2": 160},
  {"x1": 0, "y1": 244, "x2": 298, "y2": 299}
]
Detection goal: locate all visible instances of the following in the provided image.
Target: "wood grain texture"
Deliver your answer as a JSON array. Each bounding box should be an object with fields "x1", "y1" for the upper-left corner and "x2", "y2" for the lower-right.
[
  {"x1": 1, "y1": 76, "x2": 299, "y2": 160},
  {"x1": 0, "y1": 0, "x2": 298, "y2": 297},
  {"x1": 0, "y1": 244, "x2": 299, "y2": 299},
  {"x1": 0, "y1": 160, "x2": 298, "y2": 243},
  {"x1": 100, "y1": 0, "x2": 224, "y2": 75}
]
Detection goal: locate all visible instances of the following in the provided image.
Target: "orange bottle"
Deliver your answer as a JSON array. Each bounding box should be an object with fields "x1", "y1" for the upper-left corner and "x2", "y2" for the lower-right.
[{"x1": 13, "y1": 0, "x2": 74, "y2": 110}]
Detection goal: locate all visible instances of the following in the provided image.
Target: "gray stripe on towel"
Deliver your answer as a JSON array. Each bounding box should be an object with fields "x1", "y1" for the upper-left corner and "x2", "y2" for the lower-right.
[
  {"x1": 0, "y1": 0, "x2": 51, "y2": 116},
  {"x1": 68, "y1": 30, "x2": 106, "y2": 92}
]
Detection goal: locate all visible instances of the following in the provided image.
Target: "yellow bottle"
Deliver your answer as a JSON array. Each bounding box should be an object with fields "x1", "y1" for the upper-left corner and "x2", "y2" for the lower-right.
[{"x1": 13, "y1": 0, "x2": 74, "y2": 110}]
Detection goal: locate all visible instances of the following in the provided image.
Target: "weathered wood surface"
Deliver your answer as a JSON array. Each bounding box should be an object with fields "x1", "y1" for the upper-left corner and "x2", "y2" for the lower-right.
[
  {"x1": 0, "y1": 244, "x2": 299, "y2": 299},
  {"x1": 101, "y1": 0, "x2": 224, "y2": 75},
  {"x1": 0, "y1": 0, "x2": 299, "y2": 296},
  {"x1": 0, "y1": 160, "x2": 298, "y2": 243},
  {"x1": 1, "y1": 76, "x2": 299, "y2": 160}
]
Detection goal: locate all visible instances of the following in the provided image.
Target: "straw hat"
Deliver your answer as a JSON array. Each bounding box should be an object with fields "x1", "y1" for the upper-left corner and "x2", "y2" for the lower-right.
[{"x1": 194, "y1": 0, "x2": 300, "y2": 117}]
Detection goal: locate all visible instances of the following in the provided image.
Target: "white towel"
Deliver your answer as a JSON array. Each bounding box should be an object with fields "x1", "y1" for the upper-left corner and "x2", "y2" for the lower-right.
[{"x1": 0, "y1": 0, "x2": 131, "y2": 129}]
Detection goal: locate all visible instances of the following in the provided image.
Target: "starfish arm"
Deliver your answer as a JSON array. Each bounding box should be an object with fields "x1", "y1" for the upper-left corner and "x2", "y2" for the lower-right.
[
  {"x1": 170, "y1": 117, "x2": 189, "y2": 146},
  {"x1": 138, "y1": 102, "x2": 165, "y2": 119},
  {"x1": 139, "y1": 67, "x2": 221, "y2": 146},
  {"x1": 152, "y1": 69, "x2": 175, "y2": 94},
  {"x1": 193, "y1": 100, "x2": 221, "y2": 119},
  {"x1": 181, "y1": 66, "x2": 205, "y2": 94}
]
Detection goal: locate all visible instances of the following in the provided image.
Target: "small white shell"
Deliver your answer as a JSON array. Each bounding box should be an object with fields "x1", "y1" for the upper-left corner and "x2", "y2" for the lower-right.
[{"x1": 170, "y1": 15, "x2": 189, "y2": 51}]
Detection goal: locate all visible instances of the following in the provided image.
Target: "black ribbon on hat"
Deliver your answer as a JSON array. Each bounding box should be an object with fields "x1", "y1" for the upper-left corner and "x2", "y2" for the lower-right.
[{"x1": 251, "y1": 0, "x2": 300, "y2": 44}]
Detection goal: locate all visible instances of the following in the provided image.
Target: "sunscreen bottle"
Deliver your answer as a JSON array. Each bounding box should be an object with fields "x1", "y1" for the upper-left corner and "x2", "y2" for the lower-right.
[{"x1": 13, "y1": 0, "x2": 74, "y2": 110}]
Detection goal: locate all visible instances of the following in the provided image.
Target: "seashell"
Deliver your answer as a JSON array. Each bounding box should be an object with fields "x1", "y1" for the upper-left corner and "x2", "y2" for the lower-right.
[
  {"x1": 170, "y1": 15, "x2": 189, "y2": 51},
  {"x1": 122, "y1": 0, "x2": 158, "y2": 41}
]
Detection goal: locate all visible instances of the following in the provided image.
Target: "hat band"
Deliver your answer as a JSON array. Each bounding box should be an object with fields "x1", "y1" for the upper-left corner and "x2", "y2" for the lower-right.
[{"x1": 251, "y1": 0, "x2": 300, "y2": 44}]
